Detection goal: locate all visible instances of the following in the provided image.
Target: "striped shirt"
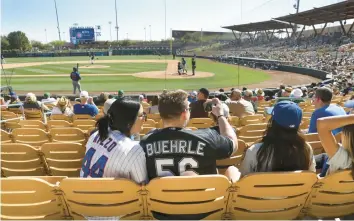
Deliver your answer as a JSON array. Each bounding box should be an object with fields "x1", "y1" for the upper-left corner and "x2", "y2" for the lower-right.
[{"x1": 80, "y1": 130, "x2": 148, "y2": 220}]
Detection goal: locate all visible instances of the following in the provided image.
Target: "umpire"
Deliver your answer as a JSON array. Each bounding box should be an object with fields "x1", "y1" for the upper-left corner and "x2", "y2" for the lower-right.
[
  {"x1": 70, "y1": 67, "x2": 81, "y2": 94},
  {"x1": 192, "y1": 58, "x2": 196, "y2": 76}
]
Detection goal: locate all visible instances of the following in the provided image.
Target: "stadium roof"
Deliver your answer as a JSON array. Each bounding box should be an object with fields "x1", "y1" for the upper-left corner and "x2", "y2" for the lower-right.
[
  {"x1": 222, "y1": 20, "x2": 293, "y2": 32},
  {"x1": 275, "y1": 0, "x2": 354, "y2": 26}
]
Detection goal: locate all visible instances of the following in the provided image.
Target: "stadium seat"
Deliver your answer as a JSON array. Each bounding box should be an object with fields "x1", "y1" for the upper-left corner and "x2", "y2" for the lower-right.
[
  {"x1": 228, "y1": 116, "x2": 240, "y2": 127},
  {"x1": 230, "y1": 171, "x2": 318, "y2": 220},
  {"x1": 47, "y1": 120, "x2": 72, "y2": 129},
  {"x1": 9, "y1": 176, "x2": 67, "y2": 185},
  {"x1": 147, "y1": 113, "x2": 161, "y2": 122},
  {"x1": 308, "y1": 170, "x2": 354, "y2": 218},
  {"x1": 50, "y1": 114, "x2": 71, "y2": 122},
  {"x1": 239, "y1": 115, "x2": 265, "y2": 126},
  {"x1": 12, "y1": 128, "x2": 50, "y2": 147},
  {"x1": 1, "y1": 143, "x2": 47, "y2": 176},
  {"x1": 24, "y1": 109, "x2": 43, "y2": 120},
  {"x1": 0, "y1": 177, "x2": 68, "y2": 220},
  {"x1": 303, "y1": 133, "x2": 324, "y2": 155},
  {"x1": 19, "y1": 120, "x2": 47, "y2": 131},
  {"x1": 7, "y1": 107, "x2": 23, "y2": 114},
  {"x1": 145, "y1": 175, "x2": 231, "y2": 220},
  {"x1": 72, "y1": 119, "x2": 96, "y2": 132},
  {"x1": 143, "y1": 119, "x2": 157, "y2": 127},
  {"x1": 300, "y1": 118, "x2": 310, "y2": 130},
  {"x1": 217, "y1": 139, "x2": 248, "y2": 174},
  {"x1": 140, "y1": 127, "x2": 156, "y2": 136},
  {"x1": 238, "y1": 123, "x2": 267, "y2": 137},
  {"x1": 94, "y1": 113, "x2": 104, "y2": 121},
  {"x1": 49, "y1": 128, "x2": 86, "y2": 144},
  {"x1": 40, "y1": 143, "x2": 84, "y2": 177},
  {"x1": 59, "y1": 178, "x2": 143, "y2": 219},
  {"x1": 1, "y1": 111, "x2": 18, "y2": 119},
  {"x1": 1, "y1": 129, "x2": 12, "y2": 143},
  {"x1": 187, "y1": 118, "x2": 214, "y2": 128},
  {"x1": 73, "y1": 114, "x2": 94, "y2": 121}
]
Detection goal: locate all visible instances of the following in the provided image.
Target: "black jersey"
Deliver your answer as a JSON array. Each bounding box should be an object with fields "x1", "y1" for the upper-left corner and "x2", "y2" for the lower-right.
[{"x1": 140, "y1": 127, "x2": 234, "y2": 180}]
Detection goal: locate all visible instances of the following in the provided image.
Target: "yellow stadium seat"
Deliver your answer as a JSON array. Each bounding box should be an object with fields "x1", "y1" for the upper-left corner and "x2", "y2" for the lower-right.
[
  {"x1": 1, "y1": 177, "x2": 68, "y2": 220},
  {"x1": 147, "y1": 113, "x2": 161, "y2": 122},
  {"x1": 24, "y1": 109, "x2": 43, "y2": 120},
  {"x1": 1, "y1": 143, "x2": 47, "y2": 177},
  {"x1": 47, "y1": 120, "x2": 72, "y2": 129},
  {"x1": 49, "y1": 127, "x2": 86, "y2": 144},
  {"x1": 19, "y1": 120, "x2": 47, "y2": 131},
  {"x1": 143, "y1": 119, "x2": 157, "y2": 127},
  {"x1": 140, "y1": 127, "x2": 155, "y2": 136},
  {"x1": 187, "y1": 118, "x2": 214, "y2": 128},
  {"x1": 308, "y1": 170, "x2": 354, "y2": 218},
  {"x1": 95, "y1": 113, "x2": 104, "y2": 121},
  {"x1": 1, "y1": 129, "x2": 12, "y2": 143},
  {"x1": 230, "y1": 171, "x2": 318, "y2": 220},
  {"x1": 40, "y1": 143, "x2": 85, "y2": 177},
  {"x1": 72, "y1": 119, "x2": 96, "y2": 132},
  {"x1": 217, "y1": 139, "x2": 248, "y2": 174},
  {"x1": 12, "y1": 128, "x2": 50, "y2": 147},
  {"x1": 239, "y1": 123, "x2": 267, "y2": 137},
  {"x1": 228, "y1": 116, "x2": 240, "y2": 127},
  {"x1": 72, "y1": 114, "x2": 93, "y2": 121},
  {"x1": 1, "y1": 111, "x2": 18, "y2": 119},
  {"x1": 50, "y1": 114, "x2": 71, "y2": 122},
  {"x1": 60, "y1": 178, "x2": 143, "y2": 219},
  {"x1": 240, "y1": 114, "x2": 265, "y2": 126},
  {"x1": 303, "y1": 133, "x2": 324, "y2": 155},
  {"x1": 146, "y1": 175, "x2": 231, "y2": 220}
]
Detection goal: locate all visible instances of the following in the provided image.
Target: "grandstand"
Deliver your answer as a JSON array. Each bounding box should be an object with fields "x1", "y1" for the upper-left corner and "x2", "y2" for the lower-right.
[{"x1": 1, "y1": 0, "x2": 354, "y2": 220}]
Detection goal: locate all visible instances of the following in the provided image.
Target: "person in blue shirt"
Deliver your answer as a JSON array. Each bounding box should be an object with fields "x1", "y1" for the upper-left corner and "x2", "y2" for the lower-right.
[
  {"x1": 73, "y1": 91, "x2": 99, "y2": 117},
  {"x1": 308, "y1": 87, "x2": 346, "y2": 135},
  {"x1": 70, "y1": 67, "x2": 81, "y2": 94}
]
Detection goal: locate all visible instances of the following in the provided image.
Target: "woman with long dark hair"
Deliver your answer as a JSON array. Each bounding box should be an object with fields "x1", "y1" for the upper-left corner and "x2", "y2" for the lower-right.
[
  {"x1": 318, "y1": 115, "x2": 354, "y2": 178},
  {"x1": 80, "y1": 98, "x2": 148, "y2": 184},
  {"x1": 241, "y1": 101, "x2": 316, "y2": 175}
]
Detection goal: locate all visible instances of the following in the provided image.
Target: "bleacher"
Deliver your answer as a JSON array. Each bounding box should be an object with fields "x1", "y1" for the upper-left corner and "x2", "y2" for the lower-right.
[{"x1": 1, "y1": 94, "x2": 354, "y2": 220}]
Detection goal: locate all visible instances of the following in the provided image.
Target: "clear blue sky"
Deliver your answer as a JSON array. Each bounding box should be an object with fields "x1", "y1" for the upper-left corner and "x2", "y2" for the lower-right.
[{"x1": 1, "y1": 0, "x2": 344, "y2": 43}]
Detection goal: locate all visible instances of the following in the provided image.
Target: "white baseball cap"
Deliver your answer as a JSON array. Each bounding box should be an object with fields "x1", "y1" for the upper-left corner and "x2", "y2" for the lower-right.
[
  {"x1": 290, "y1": 88, "x2": 303, "y2": 98},
  {"x1": 80, "y1": 91, "x2": 89, "y2": 98},
  {"x1": 103, "y1": 99, "x2": 116, "y2": 115}
]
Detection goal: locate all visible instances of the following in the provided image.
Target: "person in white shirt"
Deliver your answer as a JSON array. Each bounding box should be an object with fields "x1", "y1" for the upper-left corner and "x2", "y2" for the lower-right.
[
  {"x1": 81, "y1": 97, "x2": 148, "y2": 183},
  {"x1": 317, "y1": 115, "x2": 354, "y2": 177},
  {"x1": 51, "y1": 96, "x2": 74, "y2": 117},
  {"x1": 41, "y1": 92, "x2": 57, "y2": 105},
  {"x1": 241, "y1": 101, "x2": 316, "y2": 176}
]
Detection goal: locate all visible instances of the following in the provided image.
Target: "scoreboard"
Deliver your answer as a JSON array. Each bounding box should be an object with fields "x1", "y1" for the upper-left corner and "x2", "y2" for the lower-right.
[{"x1": 70, "y1": 27, "x2": 95, "y2": 44}]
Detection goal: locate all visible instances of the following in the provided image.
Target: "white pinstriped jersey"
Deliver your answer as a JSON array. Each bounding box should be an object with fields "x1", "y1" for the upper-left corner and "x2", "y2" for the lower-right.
[{"x1": 80, "y1": 130, "x2": 148, "y2": 184}]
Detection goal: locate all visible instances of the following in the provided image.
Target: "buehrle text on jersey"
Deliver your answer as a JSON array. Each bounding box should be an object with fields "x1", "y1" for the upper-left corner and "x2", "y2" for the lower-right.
[{"x1": 145, "y1": 140, "x2": 205, "y2": 157}]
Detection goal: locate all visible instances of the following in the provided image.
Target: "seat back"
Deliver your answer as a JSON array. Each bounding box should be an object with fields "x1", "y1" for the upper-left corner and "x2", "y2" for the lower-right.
[
  {"x1": 72, "y1": 119, "x2": 96, "y2": 131},
  {"x1": 50, "y1": 127, "x2": 86, "y2": 144},
  {"x1": 41, "y1": 143, "x2": 85, "y2": 177},
  {"x1": 303, "y1": 133, "x2": 324, "y2": 154},
  {"x1": 239, "y1": 123, "x2": 267, "y2": 137},
  {"x1": 147, "y1": 113, "x2": 161, "y2": 122},
  {"x1": 19, "y1": 120, "x2": 46, "y2": 130},
  {"x1": 231, "y1": 171, "x2": 318, "y2": 220},
  {"x1": 146, "y1": 175, "x2": 231, "y2": 220},
  {"x1": 1, "y1": 143, "x2": 47, "y2": 176},
  {"x1": 12, "y1": 128, "x2": 49, "y2": 147},
  {"x1": 94, "y1": 113, "x2": 104, "y2": 121},
  {"x1": 143, "y1": 119, "x2": 157, "y2": 127},
  {"x1": 24, "y1": 109, "x2": 42, "y2": 120},
  {"x1": 1, "y1": 129, "x2": 12, "y2": 143},
  {"x1": 240, "y1": 114, "x2": 265, "y2": 126},
  {"x1": 187, "y1": 118, "x2": 214, "y2": 128},
  {"x1": 303, "y1": 133, "x2": 320, "y2": 142},
  {"x1": 309, "y1": 170, "x2": 354, "y2": 218},
  {"x1": 1, "y1": 111, "x2": 18, "y2": 119},
  {"x1": 217, "y1": 140, "x2": 248, "y2": 174},
  {"x1": 50, "y1": 114, "x2": 71, "y2": 122},
  {"x1": 60, "y1": 178, "x2": 143, "y2": 219},
  {"x1": 72, "y1": 114, "x2": 93, "y2": 121},
  {"x1": 1, "y1": 177, "x2": 67, "y2": 220},
  {"x1": 228, "y1": 116, "x2": 240, "y2": 127},
  {"x1": 47, "y1": 120, "x2": 72, "y2": 129}
]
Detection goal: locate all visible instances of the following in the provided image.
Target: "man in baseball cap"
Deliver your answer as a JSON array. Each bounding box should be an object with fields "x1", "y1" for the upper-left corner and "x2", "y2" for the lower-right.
[{"x1": 73, "y1": 91, "x2": 99, "y2": 117}]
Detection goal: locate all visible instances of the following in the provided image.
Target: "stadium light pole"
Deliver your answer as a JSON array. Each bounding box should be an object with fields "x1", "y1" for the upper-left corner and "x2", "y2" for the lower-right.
[
  {"x1": 149, "y1": 25, "x2": 151, "y2": 41},
  {"x1": 144, "y1": 27, "x2": 146, "y2": 41},
  {"x1": 108, "y1": 21, "x2": 112, "y2": 41},
  {"x1": 45, "y1": 29, "x2": 48, "y2": 43},
  {"x1": 115, "y1": 0, "x2": 119, "y2": 41},
  {"x1": 53, "y1": 0, "x2": 62, "y2": 41},
  {"x1": 126, "y1": 32, "x2": 128, "y2": 40}
]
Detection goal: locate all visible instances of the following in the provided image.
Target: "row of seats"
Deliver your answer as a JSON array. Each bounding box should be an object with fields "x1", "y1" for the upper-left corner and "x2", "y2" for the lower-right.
[{"x1": 1, "y1": 170, "x2": 353, "y2": 220}]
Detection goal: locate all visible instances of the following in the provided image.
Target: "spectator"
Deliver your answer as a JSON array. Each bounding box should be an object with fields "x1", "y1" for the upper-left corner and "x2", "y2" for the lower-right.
[
  {"x1": 241, "y1": 101, "x2": 316, "y2": 176},
  {"x1": 73, "y1": 91, "x2": 99, "y2": 117},
  {"x1": 344, "y1": 96, "x2": 354, "y2": 114},
  {"x1": 243, "y1": 89, "x2": 257, "y2": 113},
  {"x1": 51, "y1": 96, "x2": 74, "y2": 117},
  {"x1": 188, "y1": 91, "x2": 197, "y2": 103},
  {"x1": 226, "y1": 89, "x2": 255, "y2": 117},
  {"x1": 290, "y1": 88, "x2": 303, "y2": 98},
  {"x1": 41, "y1": 92, "x2": 57, "y2": 105},
  {"x1": 318, "y1": 115, "x2": 354, "y2": 178},
  {"x1": 22, "y1": 93, "x2": 49, "y2": 112},
  {"x1": 276, "y1": 85, "x2": 285, "y2": 97},
  {"x1": 140, "y1": 90, "x2": 238, "y2": 180},
  {"x1": 308, "y1": 87, "x2": 346, "y2": 134},
  {"x1": 282, "y1": 87, "x2": 292, "y2": 97},
  {"x1": 118, "y1": 90, "x2": 124, "y2": 98},
  {"x1": 148, "y1": 96, "x2": 159, "y2": 114},
  {"x1": 332, "y1": 87, "x2": 340, "y2": 96},
  {"x1": 95, "y1": 92, "x2": 109, "y2": 106},
  {"x1": 9, "y1": 93, "x2": 20, "y2": 105},
  {"x1": 254, "y1": 88, "x2": 265, "y2": 102},
  {"x1": 190, "y1": 88, "x2": 209, "y2": 118},
  {"x1": 0, "y1": 97, "x2": 7, "y2": 110},
  {"x1": 301, "y1": 87, "x2": 308, "y2": 98}
]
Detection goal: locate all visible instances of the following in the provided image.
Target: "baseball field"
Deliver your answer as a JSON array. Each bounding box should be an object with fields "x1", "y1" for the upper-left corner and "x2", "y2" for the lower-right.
[{"x1": 1, "y1": 55, "x2": 320, "y2": 94}]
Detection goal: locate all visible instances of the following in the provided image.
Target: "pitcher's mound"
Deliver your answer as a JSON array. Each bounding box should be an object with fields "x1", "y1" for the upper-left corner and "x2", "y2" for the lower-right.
[
  {"x1": 81, "y1": 65, "x2": 110, "y2": 69},
  {"x1": 134, "y1": 71, "x2": 214, "y2": 79}
]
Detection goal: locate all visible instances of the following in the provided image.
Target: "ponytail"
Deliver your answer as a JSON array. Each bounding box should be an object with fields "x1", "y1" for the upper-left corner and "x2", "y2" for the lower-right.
[{"x1": 96, "y1": 115, "x2": 110, "y2": 141}]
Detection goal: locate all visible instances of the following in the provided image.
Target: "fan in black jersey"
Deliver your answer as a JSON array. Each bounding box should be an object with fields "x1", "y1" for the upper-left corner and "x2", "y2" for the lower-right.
[{"x1": 140, "y1": 90, "x2": 239, "y2": 219}]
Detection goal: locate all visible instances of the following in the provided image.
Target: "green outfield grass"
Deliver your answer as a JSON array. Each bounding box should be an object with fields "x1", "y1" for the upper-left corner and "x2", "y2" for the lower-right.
[
  {"x1": 2, "y1": 57, "x2": 271, "y2": 92},
  {"x1": 6, "y1": 63, "x2": 167, "y2": 75}
]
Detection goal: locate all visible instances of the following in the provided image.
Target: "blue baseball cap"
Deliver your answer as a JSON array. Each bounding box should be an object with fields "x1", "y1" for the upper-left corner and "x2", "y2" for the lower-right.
[
  {"x1": 344, "y1": 100, "x2": 354, "y2": 109},
  {"x1": 267, "y1": 101, "x2": 302, "y2": 128}
]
